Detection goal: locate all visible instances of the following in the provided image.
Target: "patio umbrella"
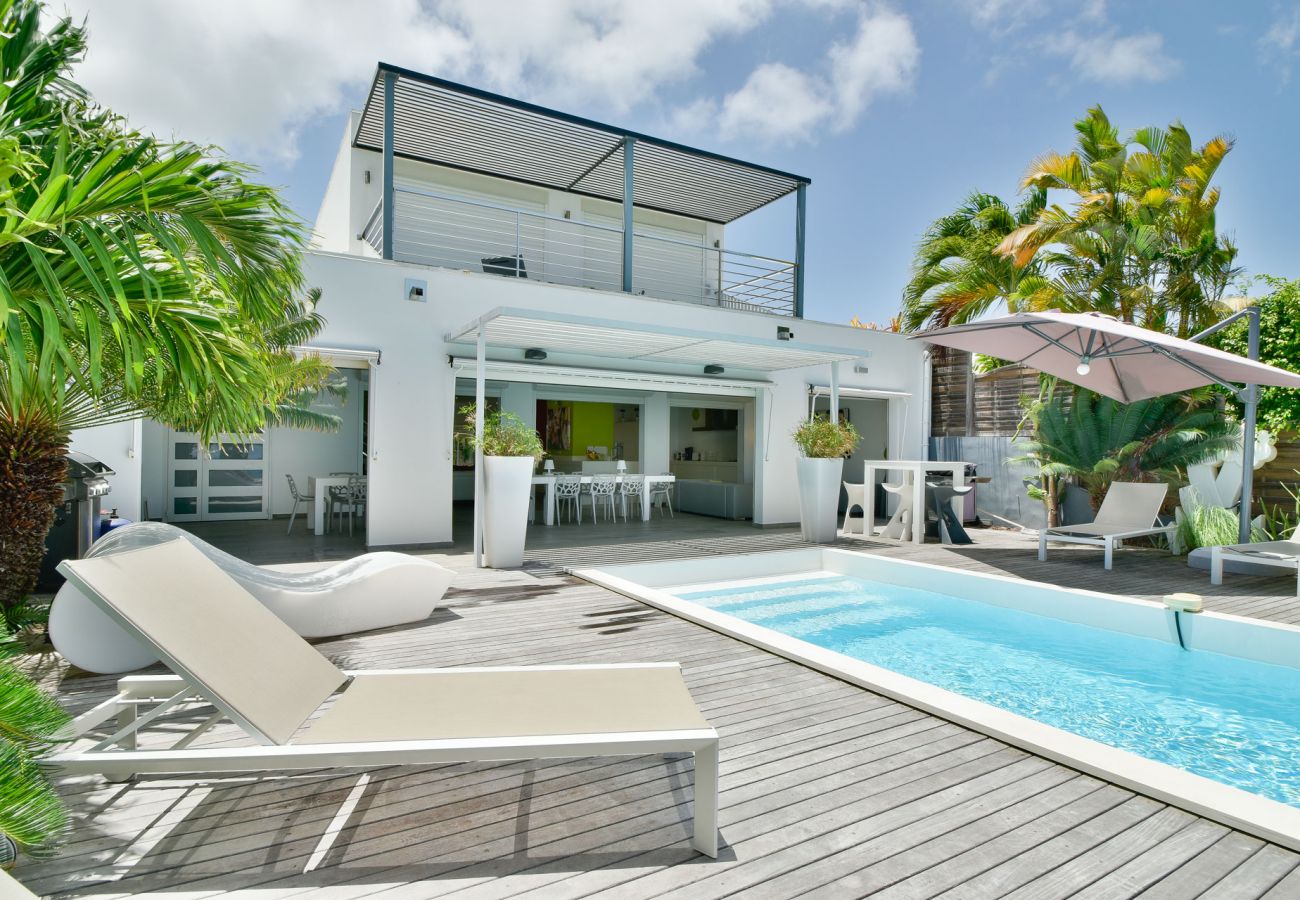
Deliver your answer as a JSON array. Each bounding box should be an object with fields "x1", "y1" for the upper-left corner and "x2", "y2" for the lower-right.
[{"x1": 913, "y1": 309, "x2": 1300, "y2": 541}]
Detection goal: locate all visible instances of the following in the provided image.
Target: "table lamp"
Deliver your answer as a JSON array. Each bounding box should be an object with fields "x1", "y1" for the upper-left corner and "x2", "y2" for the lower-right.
[
  {"x1": 543, "y1": 459, "x2": 555, "y2": 473},
  {"x1": 616, "y1": 459, "x2": 627, "y2": 474}
]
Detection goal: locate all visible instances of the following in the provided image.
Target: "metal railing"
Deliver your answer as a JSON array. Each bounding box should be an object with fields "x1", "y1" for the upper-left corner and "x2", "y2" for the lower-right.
[{"x1": 362, "y1": 187, "x2": 798, "y2": 316}]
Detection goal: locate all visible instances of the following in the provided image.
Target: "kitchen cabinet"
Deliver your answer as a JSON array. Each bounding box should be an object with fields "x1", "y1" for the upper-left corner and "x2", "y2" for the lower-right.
[{"x1": 675, "y1": 479, "x2": 752, "y2": 520}]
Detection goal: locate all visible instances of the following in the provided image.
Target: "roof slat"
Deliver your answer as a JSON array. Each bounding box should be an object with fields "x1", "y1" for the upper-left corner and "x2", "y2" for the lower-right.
[{"x1": 355, "y1": 64, "x2": 809, "y2": 225}]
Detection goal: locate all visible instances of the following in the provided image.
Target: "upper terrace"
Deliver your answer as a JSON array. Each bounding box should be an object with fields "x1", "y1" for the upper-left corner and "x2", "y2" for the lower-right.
[{"x1": 350, "y1": 64, "x2": 810, "y2": 317}]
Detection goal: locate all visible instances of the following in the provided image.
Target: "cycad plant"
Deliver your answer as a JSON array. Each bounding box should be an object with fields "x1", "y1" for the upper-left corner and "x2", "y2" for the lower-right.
[
  {"x1": 1017, "y1": 389, "x2": 1239, "y2": 520},
  {"x1": 0, "y1": 626, "x2": 70, "y2": 859}
]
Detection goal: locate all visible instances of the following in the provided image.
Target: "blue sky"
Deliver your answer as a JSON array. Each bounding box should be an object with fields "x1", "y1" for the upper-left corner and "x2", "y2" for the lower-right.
[{"x1": 63, "y1": 0, "x2": 1300, "y2": 327}]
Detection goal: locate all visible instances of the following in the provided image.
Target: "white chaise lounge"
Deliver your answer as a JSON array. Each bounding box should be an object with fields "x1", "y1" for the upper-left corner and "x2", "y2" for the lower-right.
[
  {"x1": 50, "y1": 540, "x2": 721, "y2": 858},
  {"x1": 49, "y1": 522, "x2": 455, "y2": 674},
  {"x1": 1038, "y1": 482, "x2": 1174, "y2": 570},
  {"x1": 1210, "y1": 525, "x2": 1300, "y2": 597}
]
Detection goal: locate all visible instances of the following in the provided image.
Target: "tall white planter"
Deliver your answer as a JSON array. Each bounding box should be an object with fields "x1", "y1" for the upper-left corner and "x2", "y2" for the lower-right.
[
  {"x1": 797, "y1": 456, "x2": 844, "y2": 543},
  {"x1": 482, "y1": 455, "x2": 536, "y2": 568}
]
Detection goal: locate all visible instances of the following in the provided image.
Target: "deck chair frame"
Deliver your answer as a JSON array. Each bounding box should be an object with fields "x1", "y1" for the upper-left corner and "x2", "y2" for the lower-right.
[
  {"x1": 51, "y1": 558, "x2": 720, "y2": 857},
  {"x1": 1038, "y1": 482, "x2": 1174, "y2": 570},
  {"x1": 1210, "y1": 545, "x2": 1300, "y2": 598}
]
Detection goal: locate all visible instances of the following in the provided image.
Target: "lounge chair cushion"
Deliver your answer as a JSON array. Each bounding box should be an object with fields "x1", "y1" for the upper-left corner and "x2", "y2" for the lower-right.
[
  {"x1": 60, "y1": 540, "x2": 347, "y2": 745},
  {"x1": 304, "y1": 667, "x2": 711, "y2": 744}
]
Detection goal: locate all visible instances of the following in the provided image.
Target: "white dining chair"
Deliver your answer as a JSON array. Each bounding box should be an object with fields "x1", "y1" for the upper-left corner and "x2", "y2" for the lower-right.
[
  {"x1": 285, "y1": 475, "x2": 314, "y2": 535},
  {"x1": 649, "y1": 475, "x2": 674, "y2": 518},
  {"x1": 618, "y1": 474, "x2": 645, "y2": 522},
  {"x1": 330, "y1": 475, "x2": 367, "y2": 536},
  {"x1": 589, "y1": 475, "x2": 618, "y2": 522},
  {"x1": 555, "y1": 474, "x2": 583, "y2": 524}
]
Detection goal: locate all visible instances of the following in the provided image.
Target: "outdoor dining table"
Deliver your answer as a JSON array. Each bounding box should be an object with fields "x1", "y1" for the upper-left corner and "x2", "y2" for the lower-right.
[
  {"x1": 859, "y1": 460, "x2": 970, "y2": 544},
  {"x1": 307, "y1": 474, "x2": 366, "y2": 535},
  {"x1": 529, "y1": 474, "x2": 675, "y2": 525}
]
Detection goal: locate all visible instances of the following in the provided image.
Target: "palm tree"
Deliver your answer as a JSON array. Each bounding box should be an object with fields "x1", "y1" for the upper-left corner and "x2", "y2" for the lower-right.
[
  {"x1": 900, "y1": 190, "x2": 1052, "y2": 331},
  {"x1": 0, "y1": 0, "x2": 330, "y2": 616},
  {"x1": 997, "y1": 106, "x2": 1240, "y2": 335},
  {"x1": 1017, "y1": 389, "x2": 1239, "y2": 517}
]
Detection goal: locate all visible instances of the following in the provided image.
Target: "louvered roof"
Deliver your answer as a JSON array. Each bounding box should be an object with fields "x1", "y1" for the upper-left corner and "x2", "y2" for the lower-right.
[{"x1": 354, "y1": 63, "x2": 809, "y2": 225}]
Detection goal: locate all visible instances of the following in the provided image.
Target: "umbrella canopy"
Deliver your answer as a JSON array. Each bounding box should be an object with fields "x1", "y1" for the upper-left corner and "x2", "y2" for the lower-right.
[{"x1": 912, "y1": 310, "x2": 1300, "y2": 403}]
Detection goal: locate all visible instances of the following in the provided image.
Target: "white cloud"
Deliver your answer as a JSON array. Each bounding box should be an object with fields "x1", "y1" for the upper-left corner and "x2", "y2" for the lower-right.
[
  {"x1": 55, "y1": 0, "x2": 831, "y2": 163},
  {"x1": 1260, "y1": 6, "x2": 1300, "y2": 85},
  {"x1": 715, "y1": 6, "x2": 919, "y2": 145},
  {"x1": 1048, "y1": 30, "x2": 1180, "y2": 84}
]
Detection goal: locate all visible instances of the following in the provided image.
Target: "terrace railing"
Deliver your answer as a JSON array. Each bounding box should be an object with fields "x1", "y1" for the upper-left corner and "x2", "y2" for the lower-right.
[{"x1": 361, "y1": 187, "x2": 798, "y2": 316}]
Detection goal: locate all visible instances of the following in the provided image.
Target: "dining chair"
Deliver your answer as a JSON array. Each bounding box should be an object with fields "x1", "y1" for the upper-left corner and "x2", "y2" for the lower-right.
[
  {"x1": 589, "y1": 475, "x2": 618, "y2": 523},
  {"x1": 618, "y1": 475, "x2": 645, "y2": 522},
  {"x1": 330, "y1": 475, "x2": 367, "y2": 536},
  {"x1": 555, "y1": 474, "x2": 583, "y2": 524},
  {"x1": 284, "y1": 475, "x2": 314, "y2": 535},
  {"x1": 649, "y1": 475, "x2": 674, "y2": 518}
]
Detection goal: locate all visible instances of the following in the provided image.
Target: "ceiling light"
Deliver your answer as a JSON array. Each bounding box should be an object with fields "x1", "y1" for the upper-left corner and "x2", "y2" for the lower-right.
[
  {"x1": 1076, "y1": 355, "x2": 1092, "y2": 376},
  {"x1": 704, "y1": 364, "x2": 724, "y2": 375},
  {"x1": 525, "y1": 348, "x2": 548, "y2": 361}
]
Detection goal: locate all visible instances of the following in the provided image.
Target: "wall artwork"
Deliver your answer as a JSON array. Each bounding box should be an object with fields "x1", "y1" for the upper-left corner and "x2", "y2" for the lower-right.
[{"x1": 546, "y1": 402, "x2": 572, "y2": 452}]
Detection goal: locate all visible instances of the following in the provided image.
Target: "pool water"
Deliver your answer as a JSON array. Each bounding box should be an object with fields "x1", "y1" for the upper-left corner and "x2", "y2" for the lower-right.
[{"x1": 678, "y1": 575, "x2": 1300, "y2": 808}]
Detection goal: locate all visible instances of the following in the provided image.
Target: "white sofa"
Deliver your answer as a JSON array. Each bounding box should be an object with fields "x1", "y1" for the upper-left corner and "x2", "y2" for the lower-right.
[{"x1": 49, "y1": 522, "x2": 454, "y2": 674}]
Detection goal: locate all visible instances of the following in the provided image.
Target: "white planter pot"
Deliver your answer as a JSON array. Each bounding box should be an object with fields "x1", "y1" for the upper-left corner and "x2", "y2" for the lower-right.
[
  {"x1": 797, "y1": 456, "x2": 844, "y2": 543},
  {"x1": 482, "y1": 455, "x2": 536, "y2": 568}
]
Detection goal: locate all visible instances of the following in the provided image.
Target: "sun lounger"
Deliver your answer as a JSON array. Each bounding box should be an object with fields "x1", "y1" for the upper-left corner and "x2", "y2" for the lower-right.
[
  {"x1": 50, "y1": 539, "x2": 720, "y2": 857},
  {"x1": 1210, "y1": 526, "x2": 1300, "y2": 597},
  {"x1": 1038, "y1": 481, "x2": 1174, "y2": 570}
]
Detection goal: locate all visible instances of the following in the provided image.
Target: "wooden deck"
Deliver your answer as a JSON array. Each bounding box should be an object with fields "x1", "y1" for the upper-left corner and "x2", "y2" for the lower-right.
[{"x1": 16, "y1": 522, "x2": 1300, "y2": 898}]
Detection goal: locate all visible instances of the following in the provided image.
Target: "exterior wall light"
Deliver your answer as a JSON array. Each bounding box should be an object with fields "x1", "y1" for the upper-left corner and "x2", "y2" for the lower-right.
[
  {"x1": 404, "y1": 278, "x2": 427, "y2": 302},
  {"x1": 777, "y1": 326, "x2": 794, "y2": 341}
]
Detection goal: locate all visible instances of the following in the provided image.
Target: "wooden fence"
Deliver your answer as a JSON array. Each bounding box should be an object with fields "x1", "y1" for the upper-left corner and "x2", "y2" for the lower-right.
[{"x1": 930, "y1": 349, "x2": 1300, "y2": 519}]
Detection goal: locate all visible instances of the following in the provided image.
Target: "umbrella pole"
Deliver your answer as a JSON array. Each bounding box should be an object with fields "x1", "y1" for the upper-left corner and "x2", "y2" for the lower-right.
[{"x1": 1238, "y1": 306, "x2": 1261, "y2": 544}]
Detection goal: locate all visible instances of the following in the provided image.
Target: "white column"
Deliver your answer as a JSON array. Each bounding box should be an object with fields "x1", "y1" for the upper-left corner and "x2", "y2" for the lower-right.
[
  {"x1": 829, "y1": 362, "x2": 839, "y2": 421},
  {"x1": 752, "y1": 387, "x2": 767, "y2": 524},
  {"x1": 473, "y1": 325, "x2": 486, "y2": 568},
  {"x1": 641, "y1": 393, "x2": 670, "y2": 475}
]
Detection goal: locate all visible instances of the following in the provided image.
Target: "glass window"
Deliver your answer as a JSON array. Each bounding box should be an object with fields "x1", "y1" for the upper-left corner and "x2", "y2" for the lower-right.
[
  {"x1": 172, "y1": 497, "x2": 198, "y2": 515},
  {"x1": 209, "y1": 442, "x2": 264, "y2": 460},
  {"x1": 208, "y1": 469, "x2": 263, "y2": 488},
  {"x1": 173, "y1": 470, "x2": 198, "y2": 488},
  {"x1": 208, "y1": 496, "x2": 263, "y2": 514},
  {"x1": 174, "y1": 443, "x2": 198, "y2": 460}
]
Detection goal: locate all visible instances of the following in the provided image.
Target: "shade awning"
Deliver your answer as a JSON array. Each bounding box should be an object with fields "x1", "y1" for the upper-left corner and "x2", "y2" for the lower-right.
[
  {"x1": 354, "y1": 64, "x2": 809, "y2": 224},
  {"x1": 914, "y1": 310, "x2": 1300, "y2": 402},
  {"x1": 446, "y1": 308, "x2": 862, "y2": 373}
]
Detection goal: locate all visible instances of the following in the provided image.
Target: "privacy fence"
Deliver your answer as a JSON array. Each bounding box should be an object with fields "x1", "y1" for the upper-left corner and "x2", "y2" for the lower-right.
[{"x1": 928, "y1": 347, "x2": 1300, "y2": 528}]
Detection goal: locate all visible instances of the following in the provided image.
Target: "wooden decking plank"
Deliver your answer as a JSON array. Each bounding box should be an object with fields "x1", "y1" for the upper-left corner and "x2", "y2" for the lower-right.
[
  {"x1": 1071, "y1": 818, "x2": 1231, "y2": 898},
  {"x1": 1200, "y1": 846, "x2": 1300, "y2": 899},
  {"x1": 1137, "y1": 830, "x2": 1266, "y2": 898}
]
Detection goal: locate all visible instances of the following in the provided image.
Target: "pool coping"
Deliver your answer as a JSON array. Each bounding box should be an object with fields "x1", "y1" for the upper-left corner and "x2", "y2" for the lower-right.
[{"x1": 572, "y1": 547, "x2": 1300, "y2": 853}]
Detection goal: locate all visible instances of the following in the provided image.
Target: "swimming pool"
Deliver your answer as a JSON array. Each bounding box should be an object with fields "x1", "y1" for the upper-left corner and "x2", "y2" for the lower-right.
[{"x1": 575, "y1": 548, "x2": 1300, "y2": 851}]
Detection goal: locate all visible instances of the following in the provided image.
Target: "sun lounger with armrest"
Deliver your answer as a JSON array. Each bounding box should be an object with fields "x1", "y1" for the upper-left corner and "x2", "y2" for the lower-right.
[
  {"x1": 1210, "y1": 526, "x2": 1300, "y2": 597},
  {"x1": 50, "y1": 539, "x2": 720, "y2": 857},
  {"x1": 1038, "y1": 481, "x2": 1174, "y2": 570}
]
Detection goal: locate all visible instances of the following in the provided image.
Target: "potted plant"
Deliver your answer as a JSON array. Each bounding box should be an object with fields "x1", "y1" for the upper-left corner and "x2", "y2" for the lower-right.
[
  {"x1": 793, "y1": 416, "x2": 860, "y2": 543},
  {"x1": 460, "y1": 405, "x2": 544, "y2": 567}
]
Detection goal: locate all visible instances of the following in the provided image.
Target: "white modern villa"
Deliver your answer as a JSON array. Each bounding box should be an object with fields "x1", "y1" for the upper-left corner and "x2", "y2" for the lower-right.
[{"x1": 69, "y1": 64, "x2": 928, "y2": 550}]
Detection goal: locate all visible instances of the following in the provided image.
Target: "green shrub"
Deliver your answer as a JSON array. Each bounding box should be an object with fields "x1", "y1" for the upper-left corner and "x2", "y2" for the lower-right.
[
  {"x1": 792, "y1": 416, "x2": 860, "y2": 458},
  {"x1": 1176, "y1": 502, "x2": 1246, "y2": 553},
  {"x1": 457, "y1": 405, "x2": 544, "y2": 462}
]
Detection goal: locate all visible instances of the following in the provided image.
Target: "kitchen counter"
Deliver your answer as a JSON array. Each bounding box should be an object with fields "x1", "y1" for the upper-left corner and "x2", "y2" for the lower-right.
[{"x1": 675, "y1": 479, "x2": 752, "y2": 520}]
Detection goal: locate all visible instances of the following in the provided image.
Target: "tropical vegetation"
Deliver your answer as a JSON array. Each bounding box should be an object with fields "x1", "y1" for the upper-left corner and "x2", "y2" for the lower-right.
[
  {"x1": 1016, "y1": 389, "x2": 1239, "y2": 525},
  {"x1": 1207, "y1": 276, "x2": 1300, "y2": 434},
  {"x1": 0, "y1": 0, "x2": 334, "y2": 622},
  {"x1": 901, "y1": 106, "x2": 1240, "y2": 336},
  {"x1": 0, "y1": 625, "x2": 70, "y2": 858},
  {"x1": 459, "y1": 405, "x2": 545, "y2": 462},
  {"x1": 793, "y1": 416, "x2": 860, "y2": 458}
]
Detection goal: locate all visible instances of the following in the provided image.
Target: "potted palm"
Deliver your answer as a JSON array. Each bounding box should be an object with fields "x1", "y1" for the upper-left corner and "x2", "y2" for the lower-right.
[
  {"x1": 793, "y1": 416, "x2": 860, "y2": 543},
  {"x1": 460, "y1": 406, "x2": 544, "y2": 568}
]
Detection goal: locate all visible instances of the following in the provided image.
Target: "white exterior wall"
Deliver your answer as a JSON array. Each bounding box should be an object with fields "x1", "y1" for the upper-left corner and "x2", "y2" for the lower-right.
[
  {"x1": 301, "y1": 250, "x2": 925, "y2": 546},
  {"x1": 68, "y1": 420, "x2": 143, "y2": 522}
]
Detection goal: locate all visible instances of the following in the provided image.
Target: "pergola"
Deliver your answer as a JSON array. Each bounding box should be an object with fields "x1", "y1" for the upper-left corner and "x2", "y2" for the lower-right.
[
  {"x1": 445, "y1": 307, "x2": 863, "y2": 566},
  {"x1": 355, "y1": 64, "x2": 812, "y2": 314}
]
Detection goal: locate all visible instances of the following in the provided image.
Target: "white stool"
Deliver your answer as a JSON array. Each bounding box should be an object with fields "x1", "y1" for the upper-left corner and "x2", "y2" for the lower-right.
[{"x1": 841, "y1": 482, "x2": 866, "y2": 534}]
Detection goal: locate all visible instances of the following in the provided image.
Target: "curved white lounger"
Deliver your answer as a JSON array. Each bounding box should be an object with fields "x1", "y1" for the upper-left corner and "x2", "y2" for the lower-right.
[{"x1": 49, "y1": 522, "x2": 455, "y2": 674}]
